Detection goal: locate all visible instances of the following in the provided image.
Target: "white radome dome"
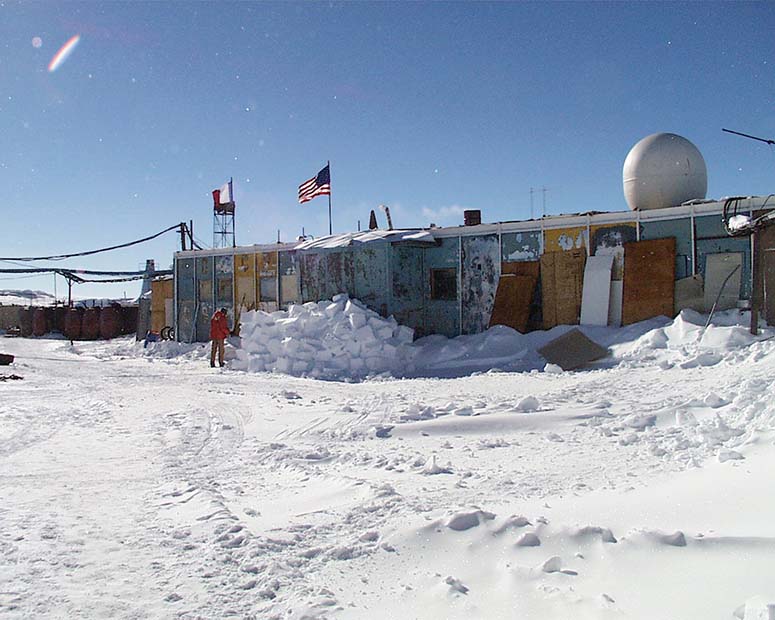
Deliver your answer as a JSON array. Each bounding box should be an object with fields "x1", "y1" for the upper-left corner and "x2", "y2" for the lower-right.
[{"x1": 623, "y1": 133, "x2": 707, "y2": 211}]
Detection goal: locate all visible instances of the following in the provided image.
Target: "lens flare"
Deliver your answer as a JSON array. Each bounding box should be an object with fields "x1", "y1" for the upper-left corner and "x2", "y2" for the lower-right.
[
  {"x1": 32, "y1": 36, "x2": 42, "y2": 48},
  {"x1": 48, "y1": 35, "x2": 80, "y2": 72}
]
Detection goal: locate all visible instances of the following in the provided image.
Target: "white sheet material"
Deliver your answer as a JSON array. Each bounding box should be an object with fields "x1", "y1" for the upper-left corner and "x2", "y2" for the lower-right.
[
  {"x1": 580, "y1": 255, "x2": 614, "y2": 326},
  {"x1": 704, "y1": 252, "x2": 743, "y2": 312},
  {"x1": 608, "y1": 280, "x2": 623, "y2": 327},
  {"x1": 295, "y1": 229, "x2": 435, "y2": 250}
]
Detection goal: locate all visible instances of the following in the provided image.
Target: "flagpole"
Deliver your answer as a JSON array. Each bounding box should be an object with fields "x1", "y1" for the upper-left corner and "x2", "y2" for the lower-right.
[
  {"x1": 230, "y1": 176, "x2": 235, "y2": 247},
  {"x1": 327, "y1": 161, "x2": 332, "y2": 236}
]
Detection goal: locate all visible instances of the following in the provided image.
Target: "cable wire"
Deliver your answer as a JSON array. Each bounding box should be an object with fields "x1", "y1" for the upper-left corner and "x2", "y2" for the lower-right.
[{"x1": 0, "y1": 223, "x2": 183, "y2": 262}]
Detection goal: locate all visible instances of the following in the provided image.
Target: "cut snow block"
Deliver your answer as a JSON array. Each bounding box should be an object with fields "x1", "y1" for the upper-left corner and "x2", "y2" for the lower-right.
[
  {"x1": 537, "y1": 328, "x2": 608, "y2": 371},
  {"x1": 580, "y1": 254, "x2": 614, "y2": 326}
]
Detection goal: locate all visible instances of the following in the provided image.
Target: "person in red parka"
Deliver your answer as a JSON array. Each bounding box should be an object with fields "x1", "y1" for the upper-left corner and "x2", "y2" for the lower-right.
[{"x1": 210, "y1": 307, "x2": 230, "y2": 368}]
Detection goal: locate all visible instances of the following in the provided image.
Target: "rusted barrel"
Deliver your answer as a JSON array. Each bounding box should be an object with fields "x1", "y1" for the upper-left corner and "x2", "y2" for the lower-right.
[
  {"x1": 120, "y1": 305, "x2": 138, "y2": 335},
  {"x1": 32, "y1": 308, "x2": 47, "y2": 337},
  {"x1": 53, "y1": 307, "x2": 68, "y2": 334},
  {"x1": 19, "y1": 308, "x2": 33, "y2": 337},
  {"x1": 63, "y1": 308, "x2": 83, "y2": 340},
  {"x1": 81, "y1": 307, "x2": 101, "y2": 340},
  {"x1": 99, "y1": 305, "x2": 121, "y2": 339}
]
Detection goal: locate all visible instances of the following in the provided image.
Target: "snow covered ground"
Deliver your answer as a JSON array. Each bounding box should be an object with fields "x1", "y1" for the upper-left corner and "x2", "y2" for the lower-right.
[{"x1": 1, "y1": 309, "x2": 774, "y2": 619}]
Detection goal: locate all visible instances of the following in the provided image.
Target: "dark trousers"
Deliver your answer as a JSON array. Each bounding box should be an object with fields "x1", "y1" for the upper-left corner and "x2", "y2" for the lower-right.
[{"x1": 210, "y1": 338, "x2": 225, "y2": 367}]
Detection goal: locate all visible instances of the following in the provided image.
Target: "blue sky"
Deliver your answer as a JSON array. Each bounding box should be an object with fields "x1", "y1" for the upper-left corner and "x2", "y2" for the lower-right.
[{"x1": 1, "y1": 1, "x2": 773, "y2": 299}]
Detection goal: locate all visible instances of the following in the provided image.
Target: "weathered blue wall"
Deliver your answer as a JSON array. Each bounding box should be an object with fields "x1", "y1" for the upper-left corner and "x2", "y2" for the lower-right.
[
  {"x1": 423, "y1": 238, "x2": 460, "y2": 337},
  {"x1": 462, "y1": 235, "x2": 500, "y2": 334},
  {"x1": 695, "y1": 214, "x2": 752, "y2": 299},
  {"x1": 195, "y1": 256, "x2": 214, "y2": 342},
  {"x1": 175, "y1": 257, "x2": 196, "y2": 342},
  {"x1": 353, "y1": 245, "x2": 389, "y2": 316},
  {"x1": 390, "y1": 244, "x2": 424, "y2": 333},
  {"x1": 640, "y1": 218, "x2": 693, "y2": 279},
  {"x1": 501, "y1": 231, "x2": 542, "y2": 262}
]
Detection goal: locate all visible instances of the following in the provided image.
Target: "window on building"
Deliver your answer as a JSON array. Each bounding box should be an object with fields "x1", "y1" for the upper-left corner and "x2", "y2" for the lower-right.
[{"x1": 430, "y1": 268, "x2": 457, "y2": 300}]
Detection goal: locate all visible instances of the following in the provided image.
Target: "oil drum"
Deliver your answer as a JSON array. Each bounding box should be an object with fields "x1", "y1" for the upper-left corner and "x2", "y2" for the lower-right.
[
  {"x1": 32, "y1": 308, "x2": 47, "y2": 337},
  {"x1": 81, "y1": 307, "x2": 101, "y2": 340},
  {"x1": 63, "y1": 308, "x2": 83, "y2": 340},
  {"x1": 19, "y1": 308, "x2": 33, "y2": 337},
  {"x1": 99, "y1": 305, "x2": 121, "y2": 339}
]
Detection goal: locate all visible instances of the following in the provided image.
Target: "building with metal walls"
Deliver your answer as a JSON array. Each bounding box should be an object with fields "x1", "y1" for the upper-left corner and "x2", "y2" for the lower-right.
[{"x1": 172, "y1": 194, "x2": 774, "y2": 342}]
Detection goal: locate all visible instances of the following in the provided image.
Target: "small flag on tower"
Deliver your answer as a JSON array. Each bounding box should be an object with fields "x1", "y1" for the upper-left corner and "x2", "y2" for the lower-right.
[
  {"x1": 298, "y1": 164, "x2": 331, "y2": 204},
  {"x1": 212, "y1": 179, "x2": 234, "y2": 213}
]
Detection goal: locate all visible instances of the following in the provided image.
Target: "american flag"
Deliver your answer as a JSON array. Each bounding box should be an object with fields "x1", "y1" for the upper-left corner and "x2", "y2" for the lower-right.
[{"x1": 298, "y1": 164, "x2": 331, "y2": 204}]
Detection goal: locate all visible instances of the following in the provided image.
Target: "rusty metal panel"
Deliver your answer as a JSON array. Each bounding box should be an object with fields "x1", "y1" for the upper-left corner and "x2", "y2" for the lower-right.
[
  {"x1": 390, "y1": 244, "x2": 423, "y2": 331},
  {"x1": 590, "y1": 223, "x2": 637, "y2": 281},
  {"x1": 756, "y1": 220, "x2": 775, "y2": 324},
  {"x1": 279, "y1": 251, "x2": 300, "y2": 306},
  {"x1": 423, "y1": 238, "x2": 460, "y2": 337},
  {"x1": 354, "y1": 245, "x2": 389, "y2": 315},
  {"x1": 300, "y1": 252, "x2": 326, "y2": 302},
  {"x1": 622, "y1": 237, "x2": 676, "y2": 325},
  {"x1": 462, "y1": 235, "x2": 500, "y2": 334},
  {"x1": 234, "y1": 253, "x2": 256, "y2": 310},
  {"x1": 640, "y1": 218, "x2": 692, "y2": 279},
  {"x1": 257, "y1": 251, "x2": 278, "y2": 311},
  {"x1": 501, "y1": 231, "x2": 542, "y2": 262},
  {"x1": 544, "y1": 226, "x2": 587, "y2": 253},
  {"x1": 213, "y1": 254, "x2": 234, "y2": 315}
]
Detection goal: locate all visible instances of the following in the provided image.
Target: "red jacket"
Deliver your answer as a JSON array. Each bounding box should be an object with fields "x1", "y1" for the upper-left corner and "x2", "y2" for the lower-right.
[{"x1": 210, "y1": 310, "x2": 230, "y2": 340}]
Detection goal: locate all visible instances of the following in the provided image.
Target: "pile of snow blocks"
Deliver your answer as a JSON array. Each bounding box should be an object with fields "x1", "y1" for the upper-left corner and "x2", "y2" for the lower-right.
[{"x1": 233, "y1": 294, "x2": 415, "y2": 379}]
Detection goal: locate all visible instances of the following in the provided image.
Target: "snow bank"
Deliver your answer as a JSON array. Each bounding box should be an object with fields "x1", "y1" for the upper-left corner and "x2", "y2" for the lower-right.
[
  {"x1": 231, "y1": 300, "x2": 775, "y2": 381},
  {"x1": 232, "y1": 295, "x2": 414, "y2": 379}
]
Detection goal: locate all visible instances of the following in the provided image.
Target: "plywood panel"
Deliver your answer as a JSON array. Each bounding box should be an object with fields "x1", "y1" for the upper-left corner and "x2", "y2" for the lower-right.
[
  {"x1": 622, "y1": 237, "x2": 676, "y2": 325},
  {"x1": 541, "y1": 250, "x2": 586, "y2": 329},
  {"x1": 501, "y1": 260, "x2": 540, "y2": 278},
  {"x1": 537, "y1": 328, "x2": 608, "y2": 370},
  {"x1": 488, "y1": 274, "x2": 536, "y2": 332}
]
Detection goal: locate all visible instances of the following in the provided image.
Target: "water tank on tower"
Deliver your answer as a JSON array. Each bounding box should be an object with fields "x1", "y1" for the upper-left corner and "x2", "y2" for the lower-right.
[{"x1": 623, "y1": 133, "x2": 707, "y2": 210}]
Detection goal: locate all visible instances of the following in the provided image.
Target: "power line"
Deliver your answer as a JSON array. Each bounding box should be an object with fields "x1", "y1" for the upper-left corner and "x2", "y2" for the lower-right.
[
  {"x1": 0, "y1": 268, "x2": 172, "y2": 276},
  {"x1": 0, "y1": 223, "x2": 184, "y2": 262}
]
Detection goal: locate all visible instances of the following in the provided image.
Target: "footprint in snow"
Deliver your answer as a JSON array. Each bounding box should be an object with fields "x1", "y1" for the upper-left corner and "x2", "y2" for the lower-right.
[{"x1": 445, "y1": 576, "x2": 469, "y2": 594}]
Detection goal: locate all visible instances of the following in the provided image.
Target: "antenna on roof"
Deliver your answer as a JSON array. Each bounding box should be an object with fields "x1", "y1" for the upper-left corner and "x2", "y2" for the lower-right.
[{"x1": 722, "y1": 128, "x2": 775, "y2": 146}]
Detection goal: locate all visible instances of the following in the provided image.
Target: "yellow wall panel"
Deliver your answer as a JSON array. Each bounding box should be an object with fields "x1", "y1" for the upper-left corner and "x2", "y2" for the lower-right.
[{"x1": 543, "y1": 226, "x2": 587, "y2": 254}]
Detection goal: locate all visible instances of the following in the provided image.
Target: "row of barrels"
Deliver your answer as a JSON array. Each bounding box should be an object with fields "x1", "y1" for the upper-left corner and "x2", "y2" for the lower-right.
[{"x1": 19, "y1": 305, "x2": 138, "y2": 340}]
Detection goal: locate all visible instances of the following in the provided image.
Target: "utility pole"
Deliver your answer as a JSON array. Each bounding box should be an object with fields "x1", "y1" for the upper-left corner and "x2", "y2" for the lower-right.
[
  {"x1": 529, "y1": 187, "x2": 534, "y2": 219},
  {"x1": 542, "y1": 187, "x2": 548, "y2": 217}
]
